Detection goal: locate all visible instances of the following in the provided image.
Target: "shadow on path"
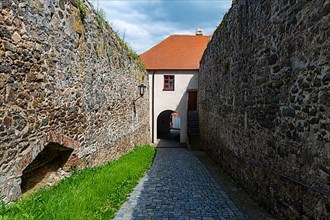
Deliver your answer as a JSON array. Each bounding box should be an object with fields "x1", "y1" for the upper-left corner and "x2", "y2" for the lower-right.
[{"x1": 157, "y1": 129, "x2": 183, "y2": 149}]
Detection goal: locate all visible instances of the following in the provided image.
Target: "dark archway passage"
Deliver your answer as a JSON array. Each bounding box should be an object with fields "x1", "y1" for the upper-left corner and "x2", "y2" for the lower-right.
[
  {"x1": 20, "y1": 143, "x2": 73, "y2": 194},
  {"x1": 157, "y1": 110, "x2": 180, "y2": 142}
]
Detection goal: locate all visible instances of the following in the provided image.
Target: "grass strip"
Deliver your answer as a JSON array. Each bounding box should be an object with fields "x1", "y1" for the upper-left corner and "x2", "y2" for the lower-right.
[{"x1": 0, "y1": 145, "x2": 155, "y2": 220}]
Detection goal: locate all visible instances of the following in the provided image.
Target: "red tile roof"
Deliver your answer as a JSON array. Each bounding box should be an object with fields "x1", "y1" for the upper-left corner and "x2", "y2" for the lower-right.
[{"x1": 140, "y1": 35, "x2": 211, "y2": 71}]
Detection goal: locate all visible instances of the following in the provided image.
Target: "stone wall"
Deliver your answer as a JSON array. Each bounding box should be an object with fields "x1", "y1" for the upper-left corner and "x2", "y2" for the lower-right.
[
  {"x1": 0, "y1": 0, "x2": 149, "y2": 202},
  {"x1": 199, "y1": 0, "x2": 329, "y2": 218}
]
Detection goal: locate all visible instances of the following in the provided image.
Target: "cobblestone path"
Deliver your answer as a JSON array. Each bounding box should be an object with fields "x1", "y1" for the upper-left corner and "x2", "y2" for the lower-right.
[{"x1": 115, "y1": 147, "x2": 246, "y2": 220}]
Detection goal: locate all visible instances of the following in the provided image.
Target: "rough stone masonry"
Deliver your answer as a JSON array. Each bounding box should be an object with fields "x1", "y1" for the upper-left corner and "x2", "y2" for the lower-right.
[
  {"x1": 199, "y1": 0, "x2": 329, "y2": 219},
  {"x1": 0, "y1": 0, "x2": 149, "y2": 202}
]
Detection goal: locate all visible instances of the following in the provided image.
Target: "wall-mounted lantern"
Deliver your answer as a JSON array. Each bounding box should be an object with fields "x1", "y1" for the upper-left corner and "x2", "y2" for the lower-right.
[
  {"x1": 133, "y1": 84, "x2": 146, "y2": 116},
  {"x1": 138, "y1": 84, "x2": 146, "y2": 97}
]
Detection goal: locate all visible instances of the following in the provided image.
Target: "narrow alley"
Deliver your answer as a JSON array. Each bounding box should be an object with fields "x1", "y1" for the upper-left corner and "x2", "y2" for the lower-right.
[{"x1": 115, "y1": 140, "x2": 271, "y2": 220}]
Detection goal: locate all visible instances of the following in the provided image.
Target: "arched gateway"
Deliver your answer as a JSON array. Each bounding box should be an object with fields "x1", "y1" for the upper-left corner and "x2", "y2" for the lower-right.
[{"x1": 157, "y1": 110, "x2": 181, "y2": 142}]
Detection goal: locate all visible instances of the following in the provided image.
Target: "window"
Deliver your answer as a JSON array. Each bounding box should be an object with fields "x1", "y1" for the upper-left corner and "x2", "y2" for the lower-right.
[{"x1": 163, "y1": 75, "x2": 174, "y2": 91}]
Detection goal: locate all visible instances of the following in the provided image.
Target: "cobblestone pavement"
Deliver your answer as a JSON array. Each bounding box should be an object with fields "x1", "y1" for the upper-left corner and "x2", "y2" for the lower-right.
[{"x1": 115, "y1": 147, "x2": 246, "y2": 220}]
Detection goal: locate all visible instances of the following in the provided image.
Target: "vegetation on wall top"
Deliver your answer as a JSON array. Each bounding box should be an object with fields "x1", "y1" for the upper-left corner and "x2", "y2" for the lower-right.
[
  {"x1": 214, "y1": 0, "x2": 238, "y2": 37},
  {"x1": 97, "y1": 8, "x2": 107, "y2": 27},
  {"x1": 76, "y1": 0, "x2": 87, "y2": 21},
  {"x1": 118, "y1": 38, "x2": 146, "y2": 72},
  {"x1": 72, "y1": 0, "x2": 146, "y2": 74}
]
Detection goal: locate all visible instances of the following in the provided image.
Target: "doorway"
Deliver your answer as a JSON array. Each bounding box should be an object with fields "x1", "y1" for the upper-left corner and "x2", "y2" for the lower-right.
[{"x1": 188, "y1": 91, "x2": 198, "y2": 111}]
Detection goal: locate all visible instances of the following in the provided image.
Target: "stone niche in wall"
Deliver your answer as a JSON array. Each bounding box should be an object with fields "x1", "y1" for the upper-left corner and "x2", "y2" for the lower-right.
[
  {"x1": 16, "y1": 132, "x2": 80, "y2": 196},
  {"x1": 20, "y1": 143, "x2": 74, "y2": 194}
]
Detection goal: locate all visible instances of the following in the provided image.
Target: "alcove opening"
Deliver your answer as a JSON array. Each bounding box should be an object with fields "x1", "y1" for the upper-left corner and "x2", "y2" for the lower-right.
[
  {"x1": 157, "y1": 110, "x2": 180, "y2": 142},
  {"x1": 20, "y1": 142, "x2": 73, "y2": 194}
]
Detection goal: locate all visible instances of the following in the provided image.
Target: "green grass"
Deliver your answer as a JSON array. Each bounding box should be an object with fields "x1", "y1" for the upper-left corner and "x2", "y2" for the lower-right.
[{"x1": 0, "y1": 145, "x2": 155, "y2": 220}]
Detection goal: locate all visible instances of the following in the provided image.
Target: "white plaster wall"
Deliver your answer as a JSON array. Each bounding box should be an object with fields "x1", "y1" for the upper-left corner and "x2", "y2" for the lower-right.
[{"x1": 149, "y1": 71, "x2": 198, "y2": 143}]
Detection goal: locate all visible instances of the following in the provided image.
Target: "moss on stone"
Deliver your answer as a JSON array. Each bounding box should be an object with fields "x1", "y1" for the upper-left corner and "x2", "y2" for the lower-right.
[{"x1": 71, "y1": 7, "x2": 84, "y2": 34}]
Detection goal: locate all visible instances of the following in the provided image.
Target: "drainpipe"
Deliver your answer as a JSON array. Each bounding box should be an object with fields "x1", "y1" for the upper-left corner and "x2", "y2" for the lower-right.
[{"x1": 152, "y1": 71, "x2": 155, "y2": 143}]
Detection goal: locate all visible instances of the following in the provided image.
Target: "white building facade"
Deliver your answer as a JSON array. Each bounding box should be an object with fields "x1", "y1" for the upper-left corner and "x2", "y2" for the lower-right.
[
  {"x1": 149, "y1": 71, "x2": 198, "y2": 143},
  {"x1": 141, "y1": 34, "x2": 211, "y2": 145}
]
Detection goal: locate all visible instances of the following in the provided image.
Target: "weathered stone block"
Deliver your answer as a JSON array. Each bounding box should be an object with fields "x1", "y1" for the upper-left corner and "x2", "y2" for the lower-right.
[
  {"x1": 3, "y1": 41, "x2": 15, "y2": 52},
  {"x1": 282, "y1": 107, "x2": 296, "y2": 117},
  {"x1": 11, "y1": 31, "x2": 21, "y2": 43},
  {"x1": 0, "y1": 65, "x2": 11, "y2": 74}
]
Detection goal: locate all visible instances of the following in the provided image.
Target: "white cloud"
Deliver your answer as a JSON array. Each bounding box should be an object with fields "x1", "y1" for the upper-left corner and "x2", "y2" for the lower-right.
[{"x1": 90, "y1": 0, "x2": 232, "y2": 54}]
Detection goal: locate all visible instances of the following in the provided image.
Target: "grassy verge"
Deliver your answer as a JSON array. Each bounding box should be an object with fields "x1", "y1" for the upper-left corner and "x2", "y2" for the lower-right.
[{"x1": 0, "y1": 145, "x2": 155, "y2": 220}]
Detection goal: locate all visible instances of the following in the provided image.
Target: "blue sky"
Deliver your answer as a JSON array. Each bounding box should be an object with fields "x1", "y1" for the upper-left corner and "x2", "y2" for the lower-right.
[{"x1": 89, "y1": 0, "x2": 232, "y2": 54}]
